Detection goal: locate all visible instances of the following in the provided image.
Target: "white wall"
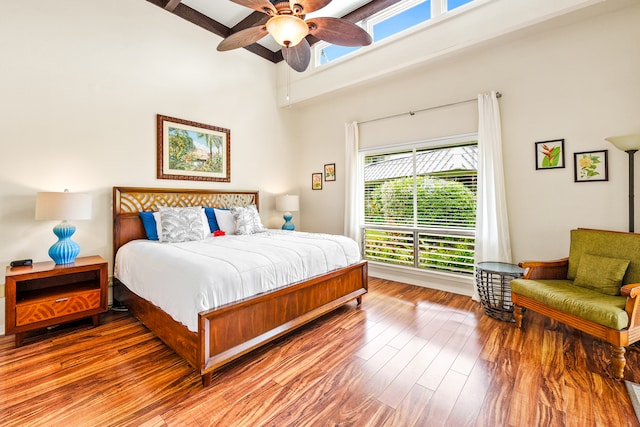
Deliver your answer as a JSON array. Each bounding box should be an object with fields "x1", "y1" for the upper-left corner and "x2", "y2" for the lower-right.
[
  {"x1": 0, "y1": 0, "x2": 296, "y2": 333},
  {"x1": 288, "y1": 4, "x2": 640, "y2": 292}
]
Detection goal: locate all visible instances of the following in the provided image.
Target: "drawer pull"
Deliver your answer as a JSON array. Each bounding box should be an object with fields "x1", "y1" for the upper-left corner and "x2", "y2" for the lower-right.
[{"x1": 55, "y1": 297, "x2": 69, "y2": 303}]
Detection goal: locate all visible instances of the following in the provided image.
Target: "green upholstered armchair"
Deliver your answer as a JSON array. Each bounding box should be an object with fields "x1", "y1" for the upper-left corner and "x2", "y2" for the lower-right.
[{"x1": 511, "y1": 228, "x2": 640, "y2": 380}]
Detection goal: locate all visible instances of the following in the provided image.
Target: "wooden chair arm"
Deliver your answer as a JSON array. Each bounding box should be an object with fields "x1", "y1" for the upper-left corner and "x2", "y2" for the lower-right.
[
  {"x1": 621, "y1": 283, "x2": 640, "y2": 298},
  {"x1": 518, "y1": 258, "x2": 569, "y2": 280},
  {"x1": 623, "y1": 283, "x2": 640, "y2": 329}
]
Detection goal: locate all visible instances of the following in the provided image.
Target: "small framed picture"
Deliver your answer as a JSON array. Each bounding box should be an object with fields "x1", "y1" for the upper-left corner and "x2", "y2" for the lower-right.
[
  {"x1": 324, "y1": 163, "x2": 336, "y2": 181},
  {"x1": 574, "y1": 150, "x2": 608, "y2": 182},
  {"x1": 312, "y1": 173, "x2": 323, "y2": 190},
  {"x1": 535, "y1": 139, "x2": 565, "y2": 170}
]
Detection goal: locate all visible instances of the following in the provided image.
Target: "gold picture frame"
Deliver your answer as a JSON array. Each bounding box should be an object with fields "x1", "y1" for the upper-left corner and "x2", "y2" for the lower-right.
[{"x1": 157, "y1": 114, "x2": 230, "y2": 182}]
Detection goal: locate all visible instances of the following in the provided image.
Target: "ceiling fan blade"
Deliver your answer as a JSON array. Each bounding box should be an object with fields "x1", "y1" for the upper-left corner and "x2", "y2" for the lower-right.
[
  {"x1": 290, "y1": 0, "x2": 332, "y2": 14},
  {"x1": 308, "y1": 17, "x2": 373, "y2": 47},
  {"x1": 231, "y1": 0, "x2": 277, "y2": 15},
  {"x1": 217, "y1": 25, "x2": 269, "y2": 51},
  {"x1": 282, "y1": 39, "x2": 311, "y2": 72}
]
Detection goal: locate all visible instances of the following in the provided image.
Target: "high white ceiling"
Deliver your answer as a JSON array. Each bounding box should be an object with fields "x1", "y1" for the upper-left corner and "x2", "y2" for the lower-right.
[{"x1": 180, "y1": 0, "x2": 372, "y2": 51}]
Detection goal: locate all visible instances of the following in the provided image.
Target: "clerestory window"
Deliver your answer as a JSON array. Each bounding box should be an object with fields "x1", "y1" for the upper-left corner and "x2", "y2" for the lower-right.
[{"x1": 315, "y1": 0, "x2": 475, "y2": 67}]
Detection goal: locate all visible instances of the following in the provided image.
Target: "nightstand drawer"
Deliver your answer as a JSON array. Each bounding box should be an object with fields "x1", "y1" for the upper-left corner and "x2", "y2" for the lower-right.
[{"x1": 16, "y1": 289, "x2": 101, "y2": 326}]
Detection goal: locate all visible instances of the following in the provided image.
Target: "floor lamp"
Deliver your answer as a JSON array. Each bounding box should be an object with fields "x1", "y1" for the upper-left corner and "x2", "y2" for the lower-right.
[{"x1": 606, "y1": 134, "x2": 640, "y2": 233}]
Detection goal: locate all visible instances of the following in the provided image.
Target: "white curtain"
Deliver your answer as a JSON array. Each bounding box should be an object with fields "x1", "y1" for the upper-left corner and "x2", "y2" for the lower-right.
[
  {"x1": 344, "y1": 122, "x2": 360, "y2": 243},
  {"x1": 474, "y1": 91, "x2": 512, "y2": 300}
]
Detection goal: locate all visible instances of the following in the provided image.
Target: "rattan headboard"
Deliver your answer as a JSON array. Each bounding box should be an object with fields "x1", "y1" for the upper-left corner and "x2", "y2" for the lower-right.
[{"x1": 112, "y1": 186, "x2": 259, "y2": 260}]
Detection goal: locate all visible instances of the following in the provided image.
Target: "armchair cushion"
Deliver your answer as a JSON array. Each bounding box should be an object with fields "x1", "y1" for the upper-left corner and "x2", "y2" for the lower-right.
[
  {"x1": 567, "y1": 229, "x2": 640, "y2": 284},
  {"x1": 573, "y1": 253, "x2": 630, "y2": 296},
  {"x1": 510, "y1": 279, "x2": 628, "y2": 330}
]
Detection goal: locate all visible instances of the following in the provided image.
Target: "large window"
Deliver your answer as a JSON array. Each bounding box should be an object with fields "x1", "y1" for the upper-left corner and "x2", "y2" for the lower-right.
[{"x1": 361, "y1": 135, "x2": 477, "y2": 275}]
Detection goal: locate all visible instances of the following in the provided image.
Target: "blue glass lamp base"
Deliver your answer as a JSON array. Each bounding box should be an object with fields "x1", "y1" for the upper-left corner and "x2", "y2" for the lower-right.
[
  {"x1": 49, "y1": 221, "x2": 80, "y2": 264},
  {"x1": 281, "y1": 213, "x2": 295, "y2": 231}
]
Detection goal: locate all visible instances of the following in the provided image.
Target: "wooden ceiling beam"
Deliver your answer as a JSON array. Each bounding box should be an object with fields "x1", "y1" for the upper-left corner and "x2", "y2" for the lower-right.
[
  {"x1": 145, "y1": 0, "x2": 404, "y2": 65},
  {"x1": 172, "y1": 4, "x2": 231, "y2": 39},
  {"x1": 145, "y1": 0, "x2": 279, "y2": 63},
  {"x1": 344, "y1": 0, "x2": 405, "y2": 23}
]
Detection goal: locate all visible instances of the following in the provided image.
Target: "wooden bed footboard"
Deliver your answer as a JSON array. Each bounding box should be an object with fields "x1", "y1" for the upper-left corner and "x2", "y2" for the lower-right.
[
  {"x1": 199, "y1": 261, "x2": 368, "y2": 385},
  {"x1": 114, "y1": 261, "x2": 367, "y2": 386}
]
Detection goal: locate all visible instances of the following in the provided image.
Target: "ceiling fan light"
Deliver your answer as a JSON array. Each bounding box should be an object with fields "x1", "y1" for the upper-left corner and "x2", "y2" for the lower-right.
[{"x1": 266, "y1": 15, "x2": 309, "y2": 47}]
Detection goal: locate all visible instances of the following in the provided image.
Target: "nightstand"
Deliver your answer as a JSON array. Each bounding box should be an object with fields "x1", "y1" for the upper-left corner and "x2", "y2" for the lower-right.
[{"x1": 4, "y1": 255, "x2": 108, "y2": 347}]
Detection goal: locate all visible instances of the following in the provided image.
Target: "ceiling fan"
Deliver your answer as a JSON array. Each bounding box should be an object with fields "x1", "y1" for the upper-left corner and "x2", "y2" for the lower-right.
[{"x1": 217, "y1": 0, "x2": 373, "y2": 72}]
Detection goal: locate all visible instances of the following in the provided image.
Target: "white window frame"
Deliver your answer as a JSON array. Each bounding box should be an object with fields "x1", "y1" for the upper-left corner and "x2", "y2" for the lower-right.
[
  {"x1": 313, "y1": 0, "x2": 478, "y2": 68},
  {"x1": 359, "y1": 133, "x2": 478, "y2": 277},
  {"x1": 314, "y1": 0, "x2": 429, "y2": 68}
]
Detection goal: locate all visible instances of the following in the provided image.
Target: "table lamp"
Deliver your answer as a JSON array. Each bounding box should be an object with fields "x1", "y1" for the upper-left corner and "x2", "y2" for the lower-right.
[
  {"x1": 606, "y1": 134, "x2": 640, "y2": 232},
  {"x1": 35, "y1": 189, "x2": 92, "y2": 264},
  {"x1": 276, "y1": 194, "x2": 299, "y2": 231}
]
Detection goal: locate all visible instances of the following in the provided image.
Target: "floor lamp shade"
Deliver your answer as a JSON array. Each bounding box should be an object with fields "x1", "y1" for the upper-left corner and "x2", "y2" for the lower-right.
[
  {"x1": 276, "y1": 195, "x2": 299, "y2": 231},
  {"x1": 35, "y1": 191, "x2": 92, "y2": 264},
  {"x1": 606, "y1": 134, "x2": 640, "y2": 233}
]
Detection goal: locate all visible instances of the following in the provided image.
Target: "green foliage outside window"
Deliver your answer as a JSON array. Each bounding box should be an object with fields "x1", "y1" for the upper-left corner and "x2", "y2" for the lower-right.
[
  {"x1": 366, "y1": 176, "x2": 476, "y2": 227},
  {"x1": 364, "y1": 175, "x2": 476, "y2": 274}
]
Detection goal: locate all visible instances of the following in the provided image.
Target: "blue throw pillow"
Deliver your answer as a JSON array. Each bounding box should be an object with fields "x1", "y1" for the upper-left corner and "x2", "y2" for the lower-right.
[
  {"x1": 139, "y1": 211, "x2": 159, "y2": 240},
  {"x1": 204, "y1": 207, "x2": 220, "y2": 232}
]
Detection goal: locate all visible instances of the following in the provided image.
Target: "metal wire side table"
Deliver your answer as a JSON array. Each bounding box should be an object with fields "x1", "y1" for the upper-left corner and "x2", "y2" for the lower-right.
[{"x1": 476, "y1": 261, "x2": 525, "y2": 322}]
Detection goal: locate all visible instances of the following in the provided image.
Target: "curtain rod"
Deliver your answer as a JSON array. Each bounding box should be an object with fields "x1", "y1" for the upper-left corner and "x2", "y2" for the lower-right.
[{"x1": 357, "y1": 91, "x2": 502, "y2": 125}]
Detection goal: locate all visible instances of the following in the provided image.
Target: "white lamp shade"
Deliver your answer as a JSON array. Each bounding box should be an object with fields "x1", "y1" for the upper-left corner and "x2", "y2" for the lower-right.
[
  {"x1": 276, "y1": 195, "x2": 299, "y2": 212},
  {"x1": 35, "y1": 192, "x2": 92, "y2": 221},
  {"x1": 606, "y1": 134, "x2": 640, "y2": 151},
  {"x1": 266, "y1": 15, "x2": 309, "y2": 47}
]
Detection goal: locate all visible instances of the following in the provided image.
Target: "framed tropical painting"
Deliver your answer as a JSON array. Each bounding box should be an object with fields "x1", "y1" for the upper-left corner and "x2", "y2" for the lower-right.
[
  {"x1": 574, "y1": 150, "x2": 608, "y2": 182},
  {"x1": 157, "y1": 114, "x2": 231, "y2": 182},
  {"x1": 535, "y1": 139, "x2": 565, "y2": 170}
]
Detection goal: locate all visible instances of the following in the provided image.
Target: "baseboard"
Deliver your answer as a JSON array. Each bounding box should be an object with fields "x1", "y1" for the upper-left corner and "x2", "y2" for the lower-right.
[{"x1": 368, "y1": 262, "x2": 474, "y2": 296}]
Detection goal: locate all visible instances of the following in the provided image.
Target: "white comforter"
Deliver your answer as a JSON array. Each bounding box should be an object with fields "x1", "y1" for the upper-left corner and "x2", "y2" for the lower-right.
[{"x1": 114, "y1": 230, "x2": 361, "y2": 332}]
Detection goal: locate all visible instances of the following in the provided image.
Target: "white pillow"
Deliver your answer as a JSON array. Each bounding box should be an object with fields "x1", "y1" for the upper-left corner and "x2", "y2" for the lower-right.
[
  {"x1": 231, "y1": 205, "x2": 265, "y2": 235},
  {"x1": 158, "y1": 206, "x2": 208, "y2": 243},
  {"x1": 153, "y1": 211, "x2": 162, "y2": 240},
  {"x1": 214, "y1": 208, "x2": 236, "y2": 235}
]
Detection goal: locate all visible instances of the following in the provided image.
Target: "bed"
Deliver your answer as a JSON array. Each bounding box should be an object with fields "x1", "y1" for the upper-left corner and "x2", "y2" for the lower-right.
[{"x1": 112, "y1": 186, "x2": 368, "y2": 386}]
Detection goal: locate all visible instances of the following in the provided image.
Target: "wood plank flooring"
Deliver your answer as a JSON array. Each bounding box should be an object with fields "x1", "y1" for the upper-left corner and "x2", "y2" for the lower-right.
[{"x1": 1, "y1": 277, "x2": 640, "y2": 426}]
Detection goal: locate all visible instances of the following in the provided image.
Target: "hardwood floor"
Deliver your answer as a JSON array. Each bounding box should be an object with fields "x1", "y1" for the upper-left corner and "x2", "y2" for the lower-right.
[{"x1": 1, "y1": 277, "x2": 640, "y2": 426}]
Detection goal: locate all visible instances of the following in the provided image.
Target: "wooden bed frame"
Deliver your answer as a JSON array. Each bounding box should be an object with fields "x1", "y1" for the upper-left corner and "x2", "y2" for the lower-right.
[{"x1": 112, "y1": 186, "x2": 368, "y2": 386}]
